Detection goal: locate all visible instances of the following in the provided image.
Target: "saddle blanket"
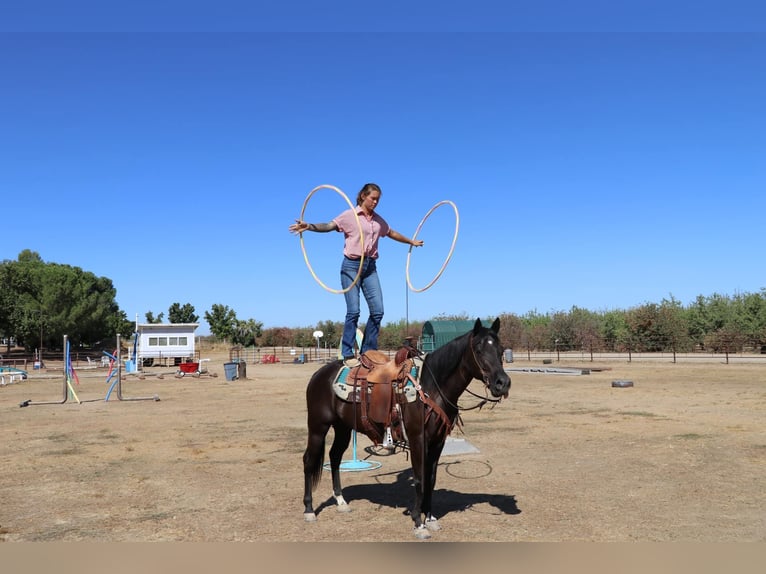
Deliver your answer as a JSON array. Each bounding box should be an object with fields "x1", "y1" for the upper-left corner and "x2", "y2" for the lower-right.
[{"x1": 332, "y1": 358, "x2": 422, "y2": 403}]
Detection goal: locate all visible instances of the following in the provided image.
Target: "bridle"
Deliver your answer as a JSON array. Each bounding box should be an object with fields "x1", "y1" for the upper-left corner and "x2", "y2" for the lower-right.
[
  {"x1": 464, "y1": 334, "x2": 504, "y2": 407},
  {"x1": 424, "y1": 334, "x2": 504, "y2": 414}
]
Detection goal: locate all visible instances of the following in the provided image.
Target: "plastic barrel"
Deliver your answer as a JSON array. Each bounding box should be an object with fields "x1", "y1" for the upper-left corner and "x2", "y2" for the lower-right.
[{"x1": 223, "y1": 362, "x2": 238, "y2": 381}]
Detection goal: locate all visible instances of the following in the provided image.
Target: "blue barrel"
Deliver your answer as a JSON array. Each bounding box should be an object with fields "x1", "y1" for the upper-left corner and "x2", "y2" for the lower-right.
[{"x1": 223, "y1": 362, "x2": 238, "y2": 381}]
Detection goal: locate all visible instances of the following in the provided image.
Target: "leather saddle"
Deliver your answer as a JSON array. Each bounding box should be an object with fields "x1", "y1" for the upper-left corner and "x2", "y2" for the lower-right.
[{"x1": 338, "y1": 345, "x2": 421, "y2": 444}]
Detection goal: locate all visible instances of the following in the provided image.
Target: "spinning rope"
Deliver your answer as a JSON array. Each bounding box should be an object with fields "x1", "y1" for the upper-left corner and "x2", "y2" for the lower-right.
[
  {"x1": 406, "y1": 200, "x2": 460, "y2": 293},
  {"x1": 299, "y1": 184, "x2": 364, "y2": 294}
]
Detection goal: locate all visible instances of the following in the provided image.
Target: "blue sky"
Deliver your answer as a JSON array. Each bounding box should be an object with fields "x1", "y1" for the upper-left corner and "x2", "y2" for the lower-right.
[{"x1": 2, "y1": 3, "x2": 765, "y2": 335}]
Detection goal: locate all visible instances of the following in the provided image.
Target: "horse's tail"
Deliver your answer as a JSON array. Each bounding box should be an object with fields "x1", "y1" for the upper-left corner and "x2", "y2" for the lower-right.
[{"x1": 308, "y1": 443, "x2": 325, "y2": 492}]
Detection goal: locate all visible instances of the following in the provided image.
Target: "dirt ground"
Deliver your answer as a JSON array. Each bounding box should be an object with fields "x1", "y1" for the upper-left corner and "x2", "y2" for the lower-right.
[{"x1": 1, "y1": 352, "x2": 764, "y2": 543}]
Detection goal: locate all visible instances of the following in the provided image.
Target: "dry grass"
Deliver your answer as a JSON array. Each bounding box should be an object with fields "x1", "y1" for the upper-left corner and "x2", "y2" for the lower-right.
[{"x1": 0, "y1": 351, "x2": 764, "y2": 542}]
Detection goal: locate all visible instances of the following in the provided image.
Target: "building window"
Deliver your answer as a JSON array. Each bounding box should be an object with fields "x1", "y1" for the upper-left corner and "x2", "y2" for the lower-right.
[{"x1": 148, "y1": 335, "x2": 190, "y2": 347}]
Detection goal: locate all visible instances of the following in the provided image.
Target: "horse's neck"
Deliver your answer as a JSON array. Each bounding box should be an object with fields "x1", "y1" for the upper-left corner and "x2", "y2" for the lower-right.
[{"x1": 423, "y1": 345, "x2": 474, "y2": 412}]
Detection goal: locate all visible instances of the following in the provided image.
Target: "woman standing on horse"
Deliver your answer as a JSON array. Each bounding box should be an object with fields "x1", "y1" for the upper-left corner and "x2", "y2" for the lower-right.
[{"x1": 289, "y1": 183, "x2": 423, "y2": 366}]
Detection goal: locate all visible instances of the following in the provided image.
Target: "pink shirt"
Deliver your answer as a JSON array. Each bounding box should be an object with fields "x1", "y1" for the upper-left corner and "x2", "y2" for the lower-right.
[{"x1": 333, "y1": 207, "x2": 390, "y2": 259}]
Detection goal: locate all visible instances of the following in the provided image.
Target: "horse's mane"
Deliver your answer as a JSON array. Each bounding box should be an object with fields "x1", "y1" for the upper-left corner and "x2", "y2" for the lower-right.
[{"x1": 420, "y1": 329, "x2": 472, "y2": 390}]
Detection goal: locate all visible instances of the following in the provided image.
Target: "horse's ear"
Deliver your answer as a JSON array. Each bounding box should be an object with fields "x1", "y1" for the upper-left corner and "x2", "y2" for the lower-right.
[
  {"x1": 473, "y1": 318, "x2": 483, "y2": 333},
  {"x1": 491, "y1": 317, "x2": 500, "y2": 333}
]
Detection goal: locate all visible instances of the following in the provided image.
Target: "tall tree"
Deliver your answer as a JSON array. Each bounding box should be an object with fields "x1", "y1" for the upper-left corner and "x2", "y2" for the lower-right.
[
  {"x1": 569, "y1": 306, "x2": 603, "y2": 357},
  {"x1": 601, "y1": 309, "x2": 630, "y2": 351},
  {"x1": 232, "y1": 318, "x2": 263, "y2": 347},
  {"x1": 168, "y1": 302, "x2": 199, "y2": 323},
  {"x1": 521, "y1": 310, "x2": 551, "y2": 351},
  {"x1": 0, "y1": 251, "x2": 131, "y2": 349},
  {"x1": 657, "y1": 296, "x2": 692, "y2": 357},
  {"x1": 204, "y1": 304, "x2": 237, "y2": 342},
  {"x1": 732, "y1": 290, "x2": 766, "y2": 349},
  {"x1": 0, "y1": 260, "x2": 27, "y2": 351}
]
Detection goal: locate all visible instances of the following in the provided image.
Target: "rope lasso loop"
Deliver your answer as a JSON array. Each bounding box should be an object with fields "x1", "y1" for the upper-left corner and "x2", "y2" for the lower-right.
[
  {"x1": 299, "y1": 184, "x2": 364, "y2": 294},
  {"x1": 406, "y1": 200, "x2": 459, "y2": 293}
]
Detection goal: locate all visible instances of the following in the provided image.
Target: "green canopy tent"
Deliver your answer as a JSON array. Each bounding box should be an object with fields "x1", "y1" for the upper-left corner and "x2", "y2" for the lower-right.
[{"x1": 420, "y1": 319, "x2": 492, "y2": 352}]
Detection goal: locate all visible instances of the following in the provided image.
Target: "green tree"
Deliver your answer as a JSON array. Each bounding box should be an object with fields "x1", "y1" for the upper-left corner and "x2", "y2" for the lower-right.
[
  {"x1": 316, "y1": 319, "x2": 342, "y2": 348},
  {"x1": 292, "y1": 327, "x2": 315, "y2": 348},
  {"x1": 204, "y1": 304, "x2": 237, "y2": 342},
  {"x1": 548, "y1": 309, "x2": 577, "y2": 351},
  {"x1": 379, "y1": 318, "x2": 423, "y2": 349},
  {"x1": 601, "y1": 309, "x2": 629, "y2": 351},
  {"x1": 685, "y1": 293, "x2": 734, "y2": 350},
  {"x1": 657, "y1": 296, "x2": 692, "y2": 357},
  {"x1": 626, "y1": 303, "x2": 661, "y2": 352},
  {"x1": 232, "y1": 318, "x2": 263, "y2": 347},
  {"x1": 0, "y1": 251, "x2": 131, "y2": 349},
  {"x1": 732, "y1": 290, "x2": 766, "y2": 349},
  {"x1": 145, "y1": 311, "x2": 164, "y2": 323},
  {"x1": 0, "y1": 259, "x2": 29, "y2": 351},
  {"x1": 569, "y1": 306, "x2": 603, "y2": 358},
  {"x1": 168, "y1": 302, "x2": 199, "y2": 323}
]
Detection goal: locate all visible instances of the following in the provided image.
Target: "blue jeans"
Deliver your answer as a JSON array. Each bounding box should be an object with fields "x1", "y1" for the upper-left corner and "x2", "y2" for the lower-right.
[{"x1": 340, "y1": 256, "x2": 384, "y2": 358}]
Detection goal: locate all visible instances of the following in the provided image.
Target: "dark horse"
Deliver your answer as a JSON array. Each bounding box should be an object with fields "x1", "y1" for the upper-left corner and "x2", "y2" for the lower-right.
[{"x1": 302, "y1": 317, "x2": 511, "y2": 539}]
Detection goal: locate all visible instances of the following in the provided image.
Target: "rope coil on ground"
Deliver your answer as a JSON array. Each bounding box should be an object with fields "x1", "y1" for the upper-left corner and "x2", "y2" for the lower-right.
[
  {"x1": 299, "y1": 184, "x2": 364, "y2": 294},
  {"x1": 406, "y1": 200, "x2": 460, "y2": 293}
]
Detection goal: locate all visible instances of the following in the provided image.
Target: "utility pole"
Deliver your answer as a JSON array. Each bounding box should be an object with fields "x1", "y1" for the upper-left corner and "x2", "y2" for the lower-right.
[{"x1": 38, "y1": 309, "x2": 44, "y2": 368}]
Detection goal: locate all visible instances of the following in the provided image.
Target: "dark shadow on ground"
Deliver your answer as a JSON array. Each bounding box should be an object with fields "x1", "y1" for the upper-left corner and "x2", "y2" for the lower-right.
[{"x1": 312, "y1": 465, "x2": 520, "y2": 518}]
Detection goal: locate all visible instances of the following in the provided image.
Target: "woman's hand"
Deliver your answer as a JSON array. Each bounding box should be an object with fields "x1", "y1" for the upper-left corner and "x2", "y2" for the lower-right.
[{"x1": 289, "y1": 220, "x2": 309, "y2": 234}]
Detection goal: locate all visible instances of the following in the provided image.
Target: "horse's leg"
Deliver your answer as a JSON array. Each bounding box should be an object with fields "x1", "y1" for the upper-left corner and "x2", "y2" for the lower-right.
[
  {"x1": 406, "y1": 423, "x2": 431, "y2": 539},
  {"x1": 328, "y1": 424, "x2": 353, "y2": 512},
  {"x1": 422, "y1": 440, "x2": 446, "y2": 531},
  {"x1": 303, "y1": 419, "x2": 330, "y2": 522}
]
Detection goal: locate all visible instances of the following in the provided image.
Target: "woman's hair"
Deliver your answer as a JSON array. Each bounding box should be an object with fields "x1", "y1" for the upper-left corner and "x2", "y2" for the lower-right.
[{"x1": 356, "y1": 183, "x2": 381, "y2": 206}]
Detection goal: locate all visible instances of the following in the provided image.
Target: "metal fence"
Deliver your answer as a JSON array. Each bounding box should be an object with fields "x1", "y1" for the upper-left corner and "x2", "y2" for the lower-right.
[{"x1": 508, "y1": 349, "x2": 766, "y2": 364}]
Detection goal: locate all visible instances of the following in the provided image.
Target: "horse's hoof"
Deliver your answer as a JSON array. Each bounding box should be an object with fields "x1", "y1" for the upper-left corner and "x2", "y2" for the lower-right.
[
  {"x1": 413, "y1": 525, "x2": 432, "y2": 540},
  {"x1": 336, "y1": 503, "x2": 352, "y2": 513},
  {"x1": 304, "y1": 512, "x2": 318, "y2": 522},
  {"x1": 425, "y1": 517, "x2": 442, "y2": 531}
]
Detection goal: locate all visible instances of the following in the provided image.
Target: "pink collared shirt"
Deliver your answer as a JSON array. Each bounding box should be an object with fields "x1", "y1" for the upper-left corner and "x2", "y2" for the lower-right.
[{"x1": 333, "y1": 207, "x2": 390, "y2": 259}]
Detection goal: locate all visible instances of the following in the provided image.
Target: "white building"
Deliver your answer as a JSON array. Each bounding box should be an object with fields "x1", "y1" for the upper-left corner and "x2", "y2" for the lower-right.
[{"x1": 136, "y1": 323, "x2": 199, "y2": 366}]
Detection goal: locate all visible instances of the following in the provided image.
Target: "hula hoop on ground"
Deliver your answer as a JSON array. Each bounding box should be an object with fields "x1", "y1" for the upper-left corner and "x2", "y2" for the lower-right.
[
  {"x1": 406, "y1": 200, "x2": 459, "y2": 293},
  {"x1": 299, "y1": 184, "x2": 364, "y2": 294}
]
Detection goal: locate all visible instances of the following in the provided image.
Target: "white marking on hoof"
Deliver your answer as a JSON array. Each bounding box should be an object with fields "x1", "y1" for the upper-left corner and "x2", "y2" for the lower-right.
[
  {"x1": 304, "y1": 512, "x2": 317, "y2": 522},
  {"x1": 425, "y1": 516, "x2": 442, "y2": 531},
  {"x1": 335, "y1": 495, "x2": 352, "y2": 513},
  {"x1": 413, "y1": 525, "x2": 432, "y2": 540}
]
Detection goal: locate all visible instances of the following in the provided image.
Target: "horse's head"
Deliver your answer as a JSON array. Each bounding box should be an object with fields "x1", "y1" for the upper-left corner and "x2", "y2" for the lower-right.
[{"x1": 470, "y1": 318, "x2": 511, "y2": 399}]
